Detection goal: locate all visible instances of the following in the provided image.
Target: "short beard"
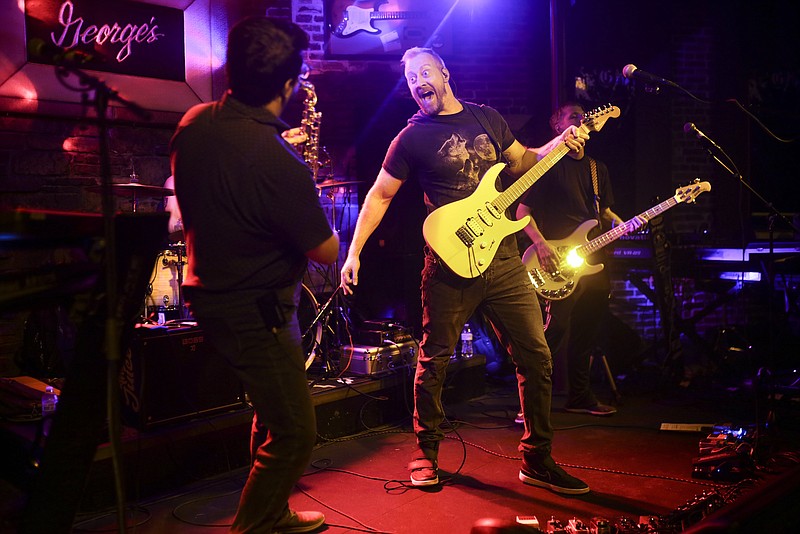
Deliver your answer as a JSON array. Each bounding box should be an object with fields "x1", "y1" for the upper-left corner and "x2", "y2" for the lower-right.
[{"x1": 418, "y1": 87, "x2": 446, "y2": 116}]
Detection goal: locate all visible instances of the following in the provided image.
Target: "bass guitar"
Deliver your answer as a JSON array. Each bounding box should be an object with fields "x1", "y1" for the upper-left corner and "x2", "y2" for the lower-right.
[
  {"x1": 521, "y1": 180, "x2": 711, "y2": 300},
  {"x1": 423, "y1": 104, "x2": 620, "y2": 279}
]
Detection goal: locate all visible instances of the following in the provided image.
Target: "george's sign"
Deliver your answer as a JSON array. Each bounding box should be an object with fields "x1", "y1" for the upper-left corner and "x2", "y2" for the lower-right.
[{"x1": 25, "y1": 0, "x2": 185, "y2": 81}]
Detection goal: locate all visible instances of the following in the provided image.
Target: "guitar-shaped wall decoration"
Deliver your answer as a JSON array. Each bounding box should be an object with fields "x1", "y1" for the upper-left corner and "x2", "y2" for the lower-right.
[
  {"x1": 423, "y1": 104, "x2": 621, "y2": 279},
  {"x1": 334, "y1": 3, "x2": 427, "y2": 38},
  {"x1": 521, "y1": 180, "x2": 711, "y2": 300}
]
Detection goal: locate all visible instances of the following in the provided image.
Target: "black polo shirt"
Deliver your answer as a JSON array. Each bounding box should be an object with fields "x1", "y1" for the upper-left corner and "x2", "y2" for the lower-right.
[{"x1": 170, "y1": 93, "x2": 333, "y2": 310}]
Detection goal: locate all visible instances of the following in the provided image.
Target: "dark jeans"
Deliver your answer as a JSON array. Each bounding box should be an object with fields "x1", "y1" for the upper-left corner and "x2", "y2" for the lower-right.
[
  {"x1": 188, "y1": 284, "x2": 315, "y2": 533},
  {"x1": 545, "y1": 271, "x2": 610, "y2": 408},
  {"x1": 414, "y1": 252, "x2": 554, "y2": 461}
]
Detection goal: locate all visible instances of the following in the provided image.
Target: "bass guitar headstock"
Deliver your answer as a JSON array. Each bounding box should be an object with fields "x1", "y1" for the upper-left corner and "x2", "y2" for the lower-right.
[{"x1": 581, "y1": 104, "x2": 621, "y2": 133}]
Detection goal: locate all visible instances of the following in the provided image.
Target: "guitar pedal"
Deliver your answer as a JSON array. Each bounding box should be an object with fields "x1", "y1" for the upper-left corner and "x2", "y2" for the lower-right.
[{"x1": 566, "y1": 518, "x2": 589, "y2": 533}]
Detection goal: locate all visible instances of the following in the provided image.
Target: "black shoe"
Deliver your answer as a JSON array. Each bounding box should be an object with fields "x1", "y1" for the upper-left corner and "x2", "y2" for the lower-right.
[{"x1": 519, "y1": 455, "x2": 589, "y2": 495}]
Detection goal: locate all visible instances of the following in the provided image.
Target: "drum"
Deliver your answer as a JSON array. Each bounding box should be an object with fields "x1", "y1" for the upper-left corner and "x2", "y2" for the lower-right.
[
  {"x1": 299, "y1": 284, "x2": 322, "y2": 370},
  {"x1": 146, "y1": 245, "x2": 187, "y2": 323}
]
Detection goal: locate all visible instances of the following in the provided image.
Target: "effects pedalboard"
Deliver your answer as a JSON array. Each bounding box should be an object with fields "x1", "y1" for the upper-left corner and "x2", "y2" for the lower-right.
[
  {"x1": 514, "y1": 484, "x2": 736, "y2": 533},
  {"x1": 515, "y1": 515, "x2": 608, "y2": 533},
  {"x1": 691, "y1": 423, "x2": 756, "y2": 481}
]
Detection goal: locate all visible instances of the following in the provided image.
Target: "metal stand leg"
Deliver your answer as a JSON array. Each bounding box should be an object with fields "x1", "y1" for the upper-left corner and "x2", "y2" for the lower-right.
[
  {"x1": 303, "y1": 185, "x2": 354, "y2": 378},
  {"x1": 591, "y1": 350, "x2": 621, "y2": 404}
]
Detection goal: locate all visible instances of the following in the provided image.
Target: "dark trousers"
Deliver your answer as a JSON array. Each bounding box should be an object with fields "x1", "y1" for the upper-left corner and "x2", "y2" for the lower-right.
[
  {"x1": 189, "y1": 284, "x2": 316, "y2": 533},
  {"x1": 414, "y1": 253, "x2": 554, "y2": 461},
  {"x1": 545, "y1": 272, "x2": 610, "y2": 408}
]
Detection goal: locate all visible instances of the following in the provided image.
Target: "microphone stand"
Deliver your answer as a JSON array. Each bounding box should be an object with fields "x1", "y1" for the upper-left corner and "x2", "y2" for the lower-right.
[
  {"x1": 22, "y1": 60, "x2": 151, "y2": 533},
  {"x1": 700, "y1": 140, "x2": 800, "y2": 465}
]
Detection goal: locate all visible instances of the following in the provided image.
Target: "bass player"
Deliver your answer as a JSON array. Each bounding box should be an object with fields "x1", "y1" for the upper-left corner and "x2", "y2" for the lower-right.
[{"x1": 516, "y1": 101, "x2": 645, "y2": 417}]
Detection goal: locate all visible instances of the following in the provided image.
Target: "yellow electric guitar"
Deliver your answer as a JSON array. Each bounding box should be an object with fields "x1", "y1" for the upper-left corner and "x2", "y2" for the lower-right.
[
  {"x1": 521, "y1": 180, "x2": 711, "y2": 300},
  {"x1": 423, "y1": 104, "x2": 620, "y2": 279}
]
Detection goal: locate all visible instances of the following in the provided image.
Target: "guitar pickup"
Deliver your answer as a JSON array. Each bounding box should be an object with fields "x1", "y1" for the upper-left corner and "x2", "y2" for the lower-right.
[
  {"x1": 465, "y1": 218, "x2": 484, "y2": 238},
  {"x1": 456, "y1": 217, "x2": 486, "y2": 248}
]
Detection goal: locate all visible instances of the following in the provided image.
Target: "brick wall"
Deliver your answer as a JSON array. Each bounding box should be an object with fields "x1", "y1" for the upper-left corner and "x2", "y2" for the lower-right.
[{"x1": 1, "y1": 1, "x2": 796, "y2": 376}]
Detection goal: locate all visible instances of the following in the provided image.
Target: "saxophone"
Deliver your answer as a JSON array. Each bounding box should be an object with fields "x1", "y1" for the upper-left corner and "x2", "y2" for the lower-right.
[{"x1": 297, "y1": 79, "x2": 329, "y2": 182}]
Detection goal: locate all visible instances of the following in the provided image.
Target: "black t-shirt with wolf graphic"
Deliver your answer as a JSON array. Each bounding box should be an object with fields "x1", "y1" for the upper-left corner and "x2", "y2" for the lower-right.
[{"x1": 382, "y1": 102, "x2": 520, "y2": 258}]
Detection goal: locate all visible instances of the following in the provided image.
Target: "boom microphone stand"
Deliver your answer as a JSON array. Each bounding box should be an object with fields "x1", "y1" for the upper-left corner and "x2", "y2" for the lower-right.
[
  {"x1": 688, "y1": 123, "x2": 800, "y2": 462},
  {"x1": 20, "y1": 54, "x2": 152, "y2": 533}
]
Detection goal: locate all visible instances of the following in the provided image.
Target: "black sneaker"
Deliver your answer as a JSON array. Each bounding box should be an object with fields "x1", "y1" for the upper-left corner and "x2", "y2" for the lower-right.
[{"x1": 519, "y1": 455, "x2": 589, "y2": 495}]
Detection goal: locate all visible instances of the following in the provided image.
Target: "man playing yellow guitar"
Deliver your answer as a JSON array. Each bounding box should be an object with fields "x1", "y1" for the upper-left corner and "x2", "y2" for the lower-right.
[{"x1": 341, "y1": 48, "x2": 592, "y2": 495}]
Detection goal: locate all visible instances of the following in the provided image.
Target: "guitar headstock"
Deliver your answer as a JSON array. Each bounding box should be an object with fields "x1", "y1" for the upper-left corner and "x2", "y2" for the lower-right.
[
  {"x1": 674, "y1": 179, "x2": 711, "y2": 204},
  {"x1": 581, "y1": 105, "x2": 621, "y2": 133}
]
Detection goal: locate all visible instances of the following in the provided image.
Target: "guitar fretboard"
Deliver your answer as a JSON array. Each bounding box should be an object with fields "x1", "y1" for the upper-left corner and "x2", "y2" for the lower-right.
[
  {"x1": 494, "y1": 143, "x2": 572, "y2": 214},
  {"x1": 492, "y1": 107, "x2": 618, "y2": 214},
  {"x1": 371, "y1": 11, "x2": 426, "y2": 20},
  {"x1": 580, "y1": 196, "x2": 680, "y2": 256}
]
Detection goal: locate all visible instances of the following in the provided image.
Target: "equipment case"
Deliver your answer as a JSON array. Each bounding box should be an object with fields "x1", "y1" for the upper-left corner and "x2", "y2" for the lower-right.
[{"x1": 341, "y1": 341, "x2": 417, "y2": 377}]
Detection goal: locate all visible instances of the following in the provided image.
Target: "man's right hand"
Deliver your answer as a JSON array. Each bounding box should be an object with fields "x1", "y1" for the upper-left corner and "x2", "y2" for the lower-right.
[
  {"x1": 340, "y1": 255, "x2": 360, "y2": 295},
  {"x1": 534, "y1": 240, "x2": 560, "y2": 273}
]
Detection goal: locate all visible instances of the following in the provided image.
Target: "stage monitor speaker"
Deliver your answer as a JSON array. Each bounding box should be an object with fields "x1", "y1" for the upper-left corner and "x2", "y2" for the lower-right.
[{"x1": 121, "y1": 325, "x2": 245, "y2": 430}]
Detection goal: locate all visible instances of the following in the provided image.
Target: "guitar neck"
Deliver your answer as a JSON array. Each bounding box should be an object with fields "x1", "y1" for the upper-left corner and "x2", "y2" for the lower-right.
[
  {"x1": 581, "y1": 195, "x2": 681, "y2": 256},
  {"x1": 495, "y1": 142, "x2": 572, "y2": 213},
  {"x1": 495, "y1": 106, "x2": 620, "y2": 214},
  {"x1": 372, "y1": 11, "x2": 425, "y2": 20}
]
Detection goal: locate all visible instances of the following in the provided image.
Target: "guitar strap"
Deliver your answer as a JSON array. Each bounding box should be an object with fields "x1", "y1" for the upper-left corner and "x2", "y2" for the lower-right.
[
  {"x1": 463, "y1": 101, "x2": 508, "y2": 165},
  {"x1": 589, "y1": 156, "x2": 601, "y2": 223}
]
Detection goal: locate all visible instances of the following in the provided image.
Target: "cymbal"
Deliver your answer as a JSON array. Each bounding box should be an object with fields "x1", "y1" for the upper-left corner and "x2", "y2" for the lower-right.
[
  {"x1": 86, "y1": 182, "x2": 174, "y2": 197},
  {"x1": 316, "y1": 179, "x2": 363, "y2": 189}
]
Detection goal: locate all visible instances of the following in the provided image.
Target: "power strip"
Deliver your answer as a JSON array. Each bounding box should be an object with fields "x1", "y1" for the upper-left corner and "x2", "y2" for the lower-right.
[{"x1": 660, "y1": 423, "x2": 714, "y2": 432}]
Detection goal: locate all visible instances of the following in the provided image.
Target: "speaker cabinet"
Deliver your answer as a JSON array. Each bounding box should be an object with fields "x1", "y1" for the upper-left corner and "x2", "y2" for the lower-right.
[{"x1": 121, "y1": 325, "x2": 245, "y2": 430}]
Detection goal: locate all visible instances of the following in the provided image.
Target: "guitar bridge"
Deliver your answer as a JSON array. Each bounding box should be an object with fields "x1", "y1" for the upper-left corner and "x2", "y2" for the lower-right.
[
  {"x1": 528, "y1": 268, "x2": 546, "y2": 289},
  {"x1": 456, "y1": 219, "x2": 483, "y2": 248},
  {"x1": 455, "y1": 226, "x2": 474, "y2": 247}
]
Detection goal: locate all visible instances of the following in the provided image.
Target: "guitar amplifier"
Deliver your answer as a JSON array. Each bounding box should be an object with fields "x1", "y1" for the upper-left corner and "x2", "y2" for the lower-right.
[
  {"x1": 341, "y1": 341, "x2": 418, "y2": 377},
  {"x1": 121, "y1": 325, "x2": 245, "y2": 430}
]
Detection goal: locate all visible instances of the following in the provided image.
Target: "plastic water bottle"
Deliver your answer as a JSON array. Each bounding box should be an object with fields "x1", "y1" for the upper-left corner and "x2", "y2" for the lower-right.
[
  {"x1": 41, "y1": 385, "x2": 58, "y2": 416},
  {"x1": 460, "y1": 324, "x2": 474, "y2": 358}
]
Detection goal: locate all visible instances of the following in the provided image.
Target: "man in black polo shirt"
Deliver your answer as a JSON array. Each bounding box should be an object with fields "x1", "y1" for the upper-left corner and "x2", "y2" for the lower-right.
[{"x1": 170, "y1": 17, "x2": 338, "y2": 533}]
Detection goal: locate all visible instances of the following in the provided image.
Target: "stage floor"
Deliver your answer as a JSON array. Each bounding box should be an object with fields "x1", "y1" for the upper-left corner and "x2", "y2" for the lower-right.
[
  {"x1": 79, "y1": 368, "x2": 800, "y2": 532},
  {"x1": 2, "y1": 361, "x2": 799, "y2": 533}
]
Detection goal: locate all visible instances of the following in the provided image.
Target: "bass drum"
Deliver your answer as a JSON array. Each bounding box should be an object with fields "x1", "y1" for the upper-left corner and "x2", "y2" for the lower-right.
[{"x1": 299, "y1": 284, "x2": 323, "y2": 370}]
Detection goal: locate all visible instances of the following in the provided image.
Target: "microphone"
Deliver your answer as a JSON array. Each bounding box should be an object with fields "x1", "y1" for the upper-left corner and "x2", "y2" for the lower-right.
[
  {"x1": 27, "y1": 38, "x2": 94, "y2": 65},
  {"x1": 683, "y1": 122, "x2": 723, "y2": 152},
  {"x1": 622, "y1": 64, "x2": 677, "y2": 88}
]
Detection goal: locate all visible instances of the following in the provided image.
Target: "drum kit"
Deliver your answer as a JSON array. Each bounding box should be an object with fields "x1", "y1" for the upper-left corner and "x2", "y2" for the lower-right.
[
  {"x1": 89, "y1": 176, "x2": 361, "y2": 370},
  {"x1": 88, "y1": 179, "x2": 188, "y2": 324}
]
